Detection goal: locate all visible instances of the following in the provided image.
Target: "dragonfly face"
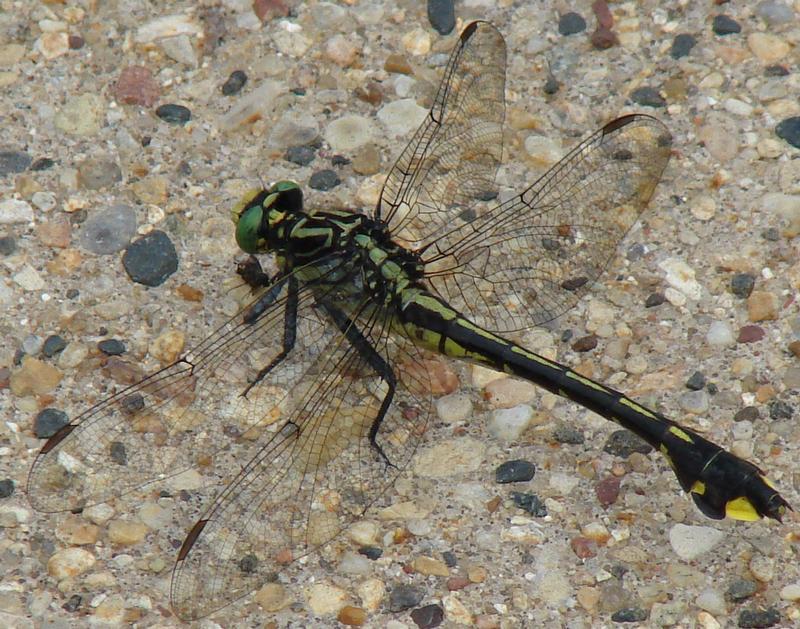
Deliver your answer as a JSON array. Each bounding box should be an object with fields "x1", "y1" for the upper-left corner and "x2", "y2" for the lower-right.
[{"x1": 233, "y1": 180, "x2": 304, "y2": 254}]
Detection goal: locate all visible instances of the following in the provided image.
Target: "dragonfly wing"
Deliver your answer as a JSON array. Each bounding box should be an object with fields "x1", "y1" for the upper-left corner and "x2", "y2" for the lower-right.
[
  {"x1": 27, "y1": 264, "x2": 339, "y2": 513},
  {"x1": 422, "y1": 114, "x2": 673, "y2": 332},
  {"x1": 170, "y1": 300, "x2": 433, "y2": 620},
  {"x1": 376, "y1": 20, "x2": 506, "y2": 247}
]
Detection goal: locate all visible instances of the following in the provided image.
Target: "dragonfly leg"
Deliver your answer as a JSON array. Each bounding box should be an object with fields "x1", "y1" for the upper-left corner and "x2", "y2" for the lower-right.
[
  {"x1": 321, "y1": 303, "x2": 398, "y2": 469},
  {"x1": 241, "y1": 275, "x2": 298, "y2": 398},
  {"x1": 236, "y1": 255, "x2": 271, "y2": 290}
]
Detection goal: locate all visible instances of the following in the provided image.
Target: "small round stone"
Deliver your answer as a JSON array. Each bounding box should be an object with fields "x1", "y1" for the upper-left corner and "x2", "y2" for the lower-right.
[
  {"x1": 0, "y1": 150, "x2": 32, "y2": 175},
  {"x1": 685, "y1": 371, "x2": 706, "y2": 391},
  {"x1": 358, "y1": 546, "x2": 382, "y2": 560},
  {"x1": 734, "y1": 407, "x2": 760, "y2": 422},
  {"x1": 410, "y1": 604, "x2": 444, "y2": 629},
  {"x1": 0, "y1": 478, "x2": 14, "y2": 498},
  {"x1": 572, "y1": 334, "x2": 598, "y2": 352},
  {"x1": 285, "y1": 145, "x2": 316, "y2": 166},
  {"x1": 755, "y1": 1, "x2": 795, "y2": 26},
  {"x1": 34, "y1": 408, "x2": 69, "y2": 438},
  {"x1": 768, "y1": 400, "x2": 793, "y2": 420},
  {"x1": 558, "y1": 12, "x2": 587, "y2": 35},
  {"x1": 79, "y1": 204, "x2": 137, "y2": 255},
  {"x1": 63, "y1": 595, "x2": 82, "y2": 613},
  {"x1": 309, "y1": 169, "x2": 341, "y2": 191},
  {"x1": 630, "y1": 86, "x2": 666, "y2": 108},
  {"x1": 98, "y1": 339, "x2": 126, "y2": 356},
  {"x1": 0, "y1": 235, "x2": 16, "y2": 256},
  {"x1": 737, "y1": 608, "x2": 781, "y2": 628},
  {"x1": 645, "y1": 292, "x2": 666, "y2": 308},
  {"x1": 669, "y1": 524, "x2": 725, "y2": 560},
  {"x1": 427, "y1": 0, "x2": 455, "y2": 35},
  {"x1": 775, "y1": 117, "x2": 800, "y2": 149},
  {"x1": 611, "y1": 608, "x2": 648, "y2": 622},
  {"x1": 122, "y1": 230, "x2": 179, "y2": 287},
  {"x1": 726, "y1": 579, "x2": 758, "y2": 602},
  {"x1": 221, "y1": 70, "x2": 247, "y2": 96},
  {"x1": 387, "y1": 584, "x2": 423, "y2": 612},
  {"x1": 670, "y1": 34, "x2": 696, "y2": 59},
  {"x1": 42, "y1": 335, "x2": 67, "y2": 357},
  {"x1": 603, "y1": 430, "x2": 652, "y2": 457},
  {"x1": 155, "y1": 103, "x2": 191, "y2": 125},
  {"x1": 552, "y1": 423, "x2": 585, "y2": 444},
  {"x1": 30, "y1": 157, "x2": 55, "y2": 171},
  {"x1": 495, "y1": 459, "x2": 535, "y2": 483},
  {"x1": 737, "y1": 325, "x2": 765, "y2": 344},
  {"x1": 712, "y1": 15, "x2": 742, "y2": 36},
  {"x1": 730, "y1": 273, "x2": 755, "y2": 298}
]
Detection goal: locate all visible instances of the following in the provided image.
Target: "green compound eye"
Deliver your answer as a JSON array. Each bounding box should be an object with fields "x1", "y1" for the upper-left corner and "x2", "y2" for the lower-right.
[
  {"x1": 234, "y1": 204, "x2": 264, "y2": 254},
  {"x1": 270, "y1": 180, "x2": 299, "y2": 193},
  {"x1": 269, "y1": 180, "x2": 303, "y2": 212}
]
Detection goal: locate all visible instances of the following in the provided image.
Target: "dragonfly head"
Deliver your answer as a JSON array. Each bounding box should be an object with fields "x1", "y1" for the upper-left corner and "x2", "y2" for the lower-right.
[{"x1": 232, "y1": 181, "x2": 303, "y2": 254}]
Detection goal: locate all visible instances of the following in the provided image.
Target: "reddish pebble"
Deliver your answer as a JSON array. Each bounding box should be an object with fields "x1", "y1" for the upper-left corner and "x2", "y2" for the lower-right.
[
  {"x1": 595, "y1": 476, "x2": 621, "y2": 507},
  {"x1": 447, "y1": 576, "x2": 471, "y2": 591},
  {"x1": 68, "y1": 34, "x2": 85, "y2": 49},
  {"x1": 570, "y1": 536, "x2": 597, "y2": 559},
  {"x1": 592, "y1": 0, "x2": 614, "y2": 28},
  {"x1": 737, "y1": 325, "x2": 765, "y2": 343},
  {"x1": 114, "y1": 66, "x2": 160, "y2": 107},
  {"x1": 591, "y1": 26, "x2": 618, "y2": 49},
  {"x1": 253, "y1": 0, "x2": 289, "y2": 22}
]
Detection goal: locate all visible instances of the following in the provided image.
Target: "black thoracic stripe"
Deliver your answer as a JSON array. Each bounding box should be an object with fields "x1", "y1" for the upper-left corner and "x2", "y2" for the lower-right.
[{"x1": 400, "y1": 290, "x2": 788, "y2": 521}]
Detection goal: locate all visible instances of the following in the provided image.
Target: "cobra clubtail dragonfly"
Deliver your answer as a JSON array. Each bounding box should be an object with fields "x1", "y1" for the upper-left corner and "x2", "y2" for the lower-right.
[{"x1": 28, "y1": 21, "x2": 790, "y2": 620}]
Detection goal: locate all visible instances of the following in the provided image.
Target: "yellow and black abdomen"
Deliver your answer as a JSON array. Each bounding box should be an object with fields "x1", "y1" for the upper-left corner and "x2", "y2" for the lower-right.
[{"x1": 398, "y1": 288, "x2": 790, "y2": 523}]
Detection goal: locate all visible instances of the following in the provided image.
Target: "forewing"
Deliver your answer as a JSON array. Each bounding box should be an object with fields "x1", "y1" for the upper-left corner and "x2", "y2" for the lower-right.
[
  {"x1": 422, "y1": 114, "x2": 673, "y2": 332},
  {"x1": 27, "y1": 264, "x2": 339, "y2": 513},
  {"x1": 376, "y1": 21, "x2": 506, "y2": 248},
  {"x1": 169, "y1": 300, "x2": 433, "y2": 620}
]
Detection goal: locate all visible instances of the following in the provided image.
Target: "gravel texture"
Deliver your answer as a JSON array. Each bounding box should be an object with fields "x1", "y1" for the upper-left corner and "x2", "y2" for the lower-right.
[{"x1": 1, "y1": 1, "x2": 799, "y2": 627}]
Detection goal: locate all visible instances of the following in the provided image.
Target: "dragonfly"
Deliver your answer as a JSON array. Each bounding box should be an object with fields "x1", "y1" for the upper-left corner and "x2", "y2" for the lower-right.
[{"x1": 28, "y1": 21, "x2": 790, "y2": 621}]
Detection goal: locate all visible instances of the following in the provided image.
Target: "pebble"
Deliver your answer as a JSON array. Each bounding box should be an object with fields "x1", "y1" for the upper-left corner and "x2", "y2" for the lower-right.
[
  {"x1": 510, "y1": 492, "x2": 547, "y2": 517},
  {"x1": 679, "y1": 390, "x2": 709, "y2": 415},
  {"x1": 645, "y1": 292, "x2": 665, "y2": 308},
  {"x1": 10, "y1": 357, "x2": 62, "y2": 396},
  {"x1": 755, "y1": 1, "x2": 794, "y2": 25},
  {"x1": 669, "y1": 524, "x2": 725, "y2": 560},
  {"x1": 738, "y1": 608, "x2": 781, "y2": 628},
  {"x1": 55, "y1": 516, "x2": 100, "y2": 545},
  {"x1": 410, "y1": 604, "x2": 444, "y2": 629},
  {"x1": 47, "y1": 548, "x2": 96, "y2": 578},
  {"x1": 0, "y1": 198, "x2": 34, "y2": 224},
  {"x1": 155, "y1": 103, "x2": 191, "y2": 125},
  {"x1": 36, "y1": 31, "x2": 69, "y2": 60},
  {"x1": 413, "y1": 437, "x2": 485, "y2": 477},
  {"x1": 219, "y1": 80, "x2": 285, "y2": 132},
  {"x1": 670, "y1": 34, "x2": 696, "y2": 59},
  {"x1": 427, "y1": 0, "x2": 455, "y2": 35},
  {"x1": 377, "y1": 99, "x2": 427, "y2": 136},
  {"x1": 401, "y1": 28, "x2": 430, "y2": 56},
  {"x1": 747, "y1": 291, "x2": 778, "y2": 322},
  {"x1": 107, "y1": 519, "x2": 148, "y2": 545},
  {"x1": 285, "y1": 144, "x2": 316, "y2": 166},
  {"x1": 273, "y1": 29, "x2": 311, "y2": 58},
  {"x1": 79, "y1": 204, "x2": 137, "y2": 255},
  {"x1": 612, "y1": 607, "x2": 648, "y2": 622},
  {"x1": 603, "y1": 430, "x2": 652, "y2": 457},
  {"x1": 357, "y1": 578, "x2": 385, "y2": 612},
  {"x1": 32, "y1": 190, "x2": 57, "y2": 212},
  {"x1": 413, "y1": 556, "x2": 449, "y2": 577},
  {"x1": 113, "y1": 66, "x2": 160, "y2": 107},
  {"x1": 712, "y1": 15, "x2": 741, "y2": 36},
  {"x1": 523, "y1": 135, "x2": 562, "y2": 166},
  {"x1": 775, "y1": 117, "x2": 800, "y2": 149},
  {"x1": 58, "y1": 342, "x2": 88, "y2": 369},
  {"x1": 252, "y1": 582, "x2": 291, "y2": 613},
  {"x1": 309, "y1": 169, "x2": 340, "y2": 191},
  {"x1": 696, "y1": 587, "x2": 727, "y2": 616},
  {"x1": 706, "y1": 321, "x2": 735, "y2": 347},
  {"x1": 22, "y1": 334, "x2": 44, "y2": 355},
  {"x1": 325, "y1": 115, "x2": 376, "y2": 152},
  {"x1": 495, "y1": 459, "x2": 535, "y2": 483},
  {"x1": 629, "y1": 86, "x2": 666, "y2": 108},
  {"x1": 13, "y1": 264, "x2": 45, "y2": 290},
  {"x1": 558, "y1": 12, "x2": 586, "y2": 35},
  {"x1": 338, "y1": 605, "x2": 367, "y2": 626},
  {"x1": 571, "y1": 334, "x2": 598, "y2": 352},
  {"x1": 33, "y1": 407, "x2": 69, "y2": 438},
  {"x1": 659, "y1": 258, "x2": 702, "y2": 300},
  {"x1": 122, "y1": 230, "x2": 179, "y2": 286},
  {"x1": 0, "y1": 235, "x2": 16, "y2": 255},
  {"x1": 77, "y1": 155, "x2": 122, "y2": 190},
  {"x1": 685, "y1": 371, "x2": 706, "y2": 391},
  {"x1": 768, "y1": 400, "x2": 793, "y2": 420},
  {"x1": 435, "y1": 392, "x2": 472, "y2": 423},
  {"x1": 698, "y1": 114, "x2": 739, "y2": 162},
  {"x1": 339, "y1": 551, "x2": 372, "y2": 576},
  {"x1": 0, "y1": 150, "x2": 32, "y2": 175},
  {"x1": 54, "y1": 93, "x2": 105, "y2": 136},
  {"x1": 737, "y1": 325, "x2": 765, "y2": 343},
  {"x1": 221, "y1": 70, "x2": 247, "y2": 96},
  {"x1": 488, "y1": 404, "x2": 534, "y2": 441},
  {"x1": 0, "y1": 479, "x2": 14, "y2": 498},
  {"x1": 730, "y1": 273, "x2": 755, "y2": 298},
  {"x1": 351, "y1": 144, "x2": 381, "y2": 175},
  {"x1": 747, "y1": 33, "x2": 790, "y2": 65},
  {"x1": 483, "y1": 377, "x2": 536, "y2": 407},
  {"x1": 98, "y1": 339, "x2": 126, "y2": 356},
  {"x1": 304, "y1": 582, "x2": 349, "y2": 616},
  {"x1": 325, "y1": 34, "x2": 362, "y2": 68},
  {"x1": 779, "y1": 583, "x2": 800, "y2": 601},
  {"x1": 348, "y1": 520, "x2": 380, "y2": 547},
  {"x1": 387, "y1": 584, "x2": 423, "y2": 612}
]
